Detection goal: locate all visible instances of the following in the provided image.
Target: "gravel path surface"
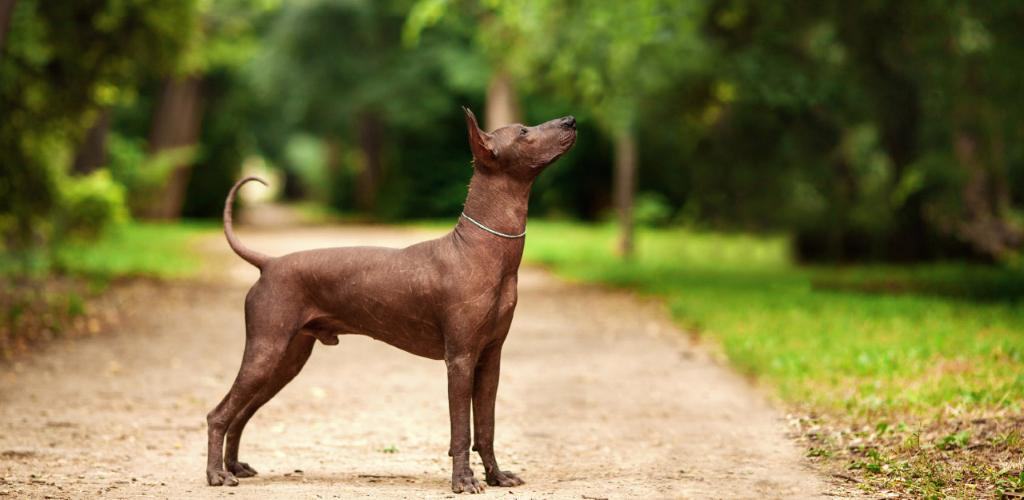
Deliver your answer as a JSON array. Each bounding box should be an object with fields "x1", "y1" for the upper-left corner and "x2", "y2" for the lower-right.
[{"x1": 0, "y1": 223, "x2": 844, "y2": 499}]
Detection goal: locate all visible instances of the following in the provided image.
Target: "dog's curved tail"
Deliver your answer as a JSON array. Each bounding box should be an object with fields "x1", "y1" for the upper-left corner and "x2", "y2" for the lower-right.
[{"x1": 223, "y1": 176, "x2": 271, "y2": 269}]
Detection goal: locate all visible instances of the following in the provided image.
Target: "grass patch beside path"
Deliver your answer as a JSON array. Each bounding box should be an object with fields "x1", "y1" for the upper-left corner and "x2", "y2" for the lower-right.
[
  {"x1": 52, "y1": 221, "x2": 214, "y2": 280},
  {"x1": 1, "y1": 221, "x2": 214, "y2": 360},
  {"x1": 1, "y1": 221, "x2": 214, "y2": 281},
  {"x1": 522, "y1": 220, "x2": 1024, "y2": 498}
]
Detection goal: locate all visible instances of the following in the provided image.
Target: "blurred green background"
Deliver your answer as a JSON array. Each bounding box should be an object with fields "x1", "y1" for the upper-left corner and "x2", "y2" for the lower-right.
[
  {"x1": 2, "y1": 0, "x2": 1024, "y2": 496},
  {"x1": 6, "y1": 0, "x2": 1024, "y2": 263}
]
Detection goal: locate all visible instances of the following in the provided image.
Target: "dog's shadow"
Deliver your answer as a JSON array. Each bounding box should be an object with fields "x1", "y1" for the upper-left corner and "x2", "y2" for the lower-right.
[{"x1": 243, "y1": 470, "x2": 449, "y2": 491}]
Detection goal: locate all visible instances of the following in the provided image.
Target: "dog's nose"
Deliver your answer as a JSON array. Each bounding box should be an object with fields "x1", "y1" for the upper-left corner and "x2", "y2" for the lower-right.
[{"x1": 562, "y1": 116, "x2": 576, "y2": 129}]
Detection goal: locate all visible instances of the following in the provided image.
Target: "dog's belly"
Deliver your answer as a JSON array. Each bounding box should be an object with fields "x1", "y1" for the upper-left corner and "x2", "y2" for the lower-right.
[{"x1": 301, "y1": 315, "x2": 446, "y2": 360}]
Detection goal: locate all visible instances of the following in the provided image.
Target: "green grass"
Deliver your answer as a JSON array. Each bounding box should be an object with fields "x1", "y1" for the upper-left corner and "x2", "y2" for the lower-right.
[
  {"x1": 523, "y1": 220, "x2": 1024, "y2": 415},
  {"x1": 522, "y1": 220, "x2": 1024, "y2": 497},
  {"x1": 49, "y1": 221, "x2": 214, "y2": 280},
  {"x1": 1, "y1": 221, "x2": 215, "y2": 360},
  {"x1": 0, "y1": 221, "x2": 214, "y2": 282}
]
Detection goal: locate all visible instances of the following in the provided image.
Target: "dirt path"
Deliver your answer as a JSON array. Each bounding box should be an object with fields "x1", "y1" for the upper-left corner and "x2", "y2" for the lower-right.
[{"x1": 0, "y1": 223, "x2": 845, "y2": 499}]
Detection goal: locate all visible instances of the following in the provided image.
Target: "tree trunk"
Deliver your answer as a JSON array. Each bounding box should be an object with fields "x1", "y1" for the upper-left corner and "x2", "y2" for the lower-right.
[
  {"x1": 72, "y1": 107, "x2": 111, "y2": 174},
  {"x1": 953, "y1": 128, "x2": 1021, "y2": 258},
  {"x1": 948, "y1": 63, "x2": 1021, "y2": 259},
  {"x1": 0, "y1": 0, "x2": 16, "y2": 58},
  {"x1": 614, "y1": 128, "x2": 638, "y2": 258},
  {"x1": 355, "y1": 111, "x2": 382, "y2": 212},
  {"x1": 323, "y1": 136, "x2": 346, "y2": 210},
  {"x1": 141, "y1": 75, "x2": 203, "y2": 219},
  {"x1": 485, "y1": 70, "x2": 521, "y2": 132}
]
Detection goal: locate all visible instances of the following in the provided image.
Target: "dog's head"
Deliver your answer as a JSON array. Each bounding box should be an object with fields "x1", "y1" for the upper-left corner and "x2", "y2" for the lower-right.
[{"x1": 463, "y1": 107, "x2": 576, "y2": 179}]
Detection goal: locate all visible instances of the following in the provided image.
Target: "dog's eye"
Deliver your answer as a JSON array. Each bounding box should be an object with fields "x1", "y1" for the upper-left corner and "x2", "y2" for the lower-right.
[{"x1": 519, "y1": 127, "x2": 528, "y2": 136}]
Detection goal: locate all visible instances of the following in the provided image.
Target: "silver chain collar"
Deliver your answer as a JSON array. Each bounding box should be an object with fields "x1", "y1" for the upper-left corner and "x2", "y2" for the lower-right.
[{"x1": 460, "y1": 212, "x2": 527, "y2": 239}]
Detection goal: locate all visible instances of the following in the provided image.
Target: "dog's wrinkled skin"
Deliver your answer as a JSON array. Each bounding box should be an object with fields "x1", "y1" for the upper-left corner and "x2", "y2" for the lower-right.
[{"x1": 206, "y1": 107, "x2": 576, "y2": 493}]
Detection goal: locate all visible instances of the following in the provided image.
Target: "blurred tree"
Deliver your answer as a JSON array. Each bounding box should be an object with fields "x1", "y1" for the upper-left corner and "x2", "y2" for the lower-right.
[
  {"x1": 7, "y1": 0, "x2": 1019, "y2": 266},
  {"x1": 140, "y1": 74, "x2": 203, "y2": 219},
  {"x1": 72, "y1": 108, "x2": 112, "y2": 174},
  {"x1": 411, "y1": 0, "x2": 706, "y2": 256},
  {"x1": 0, "y1": 0, "x2": 15, "y2": 54},
  {"x1": 941, "y1": 2, "x2": 1024, "y2": 258},
  {"x1": 701, "y1": 0, "x2": 1024, "y2": 261},
  {"x1": 254, "y1": 0, "x2": 468, "y2": 214},
  {"x1": 405, "y1": 0, "x2": 531, "y2": 131},
  {"x1": 0, "y1": 0, "x2": 196, "y2": 249},
  {"x1": 506, "y1": 0, "x2": 706, "y2": 256},
  {"x1": 139, "y1": 0, "x2": 279, "y2": 219}
]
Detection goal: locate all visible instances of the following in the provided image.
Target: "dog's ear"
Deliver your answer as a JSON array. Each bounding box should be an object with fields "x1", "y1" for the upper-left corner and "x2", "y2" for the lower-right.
[{"x1": 462, "y1": 106, "x2": 497, "y2": 162}]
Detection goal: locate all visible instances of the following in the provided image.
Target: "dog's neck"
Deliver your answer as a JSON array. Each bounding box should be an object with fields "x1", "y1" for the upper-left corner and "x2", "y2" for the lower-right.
[{"x1": 457, "y1": 169, "x2": 532, "y2": 242}]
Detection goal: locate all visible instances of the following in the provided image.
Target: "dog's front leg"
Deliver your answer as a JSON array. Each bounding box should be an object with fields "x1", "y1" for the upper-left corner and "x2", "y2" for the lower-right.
[
  {"x1": 446, "y1": 351, "x2": 484, "y2": 494},
  {"x1": 472, "y1": 342, "x2": 524, "y2": 487}
]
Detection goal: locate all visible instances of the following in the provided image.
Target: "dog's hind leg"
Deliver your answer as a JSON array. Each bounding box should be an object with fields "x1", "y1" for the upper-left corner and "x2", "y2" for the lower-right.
[
  {"x1": 206, "y1": 307, "x2": 299, "y2": 487},
  {"x1": 223, "y1": 333, "x2": 316, "y2": 478}
]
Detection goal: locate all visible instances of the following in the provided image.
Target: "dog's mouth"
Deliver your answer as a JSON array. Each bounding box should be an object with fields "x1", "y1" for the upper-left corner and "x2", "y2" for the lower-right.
[
  {"x1": 538, "y1": 131, "x2": 577, "y2": 167},
  {"x1": 560, "y1": 128, "x2": 577, "y2": 149}
]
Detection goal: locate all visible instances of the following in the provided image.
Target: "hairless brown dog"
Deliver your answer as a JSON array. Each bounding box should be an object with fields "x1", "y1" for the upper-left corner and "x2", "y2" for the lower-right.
[{"x1": 206, "y1": 107, "x2": 576, "y2": 493}]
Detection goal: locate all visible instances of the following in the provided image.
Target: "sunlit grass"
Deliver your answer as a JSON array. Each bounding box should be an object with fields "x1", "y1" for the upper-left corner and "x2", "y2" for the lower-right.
[
  {"x1": 0, "y1": 221, "x2": 215, "y2": 281},
  {"x1": 523, "y1": 220, "x2": 1024, "y2": 416},
  {"x1": 53, "y1": 221, "x2": 215, "y2": 280}
]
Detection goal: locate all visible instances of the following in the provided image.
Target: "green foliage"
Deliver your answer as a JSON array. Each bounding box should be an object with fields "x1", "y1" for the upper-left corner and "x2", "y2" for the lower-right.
[
  {"x1": 54, "y1": 170, "x2": 129, "y2": 241},
  {"x1": 410, "y1": 0, "x2": 706, "y2": 135},
  {"x1": 0, "y1": 221, "x2": 211, "y2": 280},
  {"x1": 633, "y1": 192, "x2": 673, "y2": 227},
  {"x1": 936, "y1": 431, "x2": 971, "y2": 451},
  {"x1": 534, "y1": 0, "x2": 706, "y2": 133},
  {"x1": 0, "y1": 0, "x2": 197, "y2": 248},
  {"x1": 376, "y1": 132, "x2": 474, "y2": 219},
  {"x1": 697, "y1": 1, "x2": 1024, "y2": 260},
  {"x1": 282, "y1": 134, "x2": 330, "y2": 202},
  {"x1": 181, "y1": 69, "x2": 252, "y2": 218},
  {"x1": 253, "y1": 0, "x2": 463, "y2": 133},
  {"x1": 52, "y1": 222, "x2": 213, "y2": 280},
  {"x1": 404, "y1": 0, "x2": 1024, "y2": 261},
  {"x1": 251, "y1": 0, "x2": 484, "y2": 216},
  {"x1": 997, "y1": 470, "x2": 1024, "y2": 497},
  {"x1": 106, "y1": 133, "x2": 195, "y2": 214},
  {"x1": 110, "y1": 0, "x2": 278, "y2": 219},
  {"x1": 186, "y1": 0, "x2": 280, "y2": 74},
  {"x1": 6, "y1": 0, "x2": 1024, "y2": 265}
]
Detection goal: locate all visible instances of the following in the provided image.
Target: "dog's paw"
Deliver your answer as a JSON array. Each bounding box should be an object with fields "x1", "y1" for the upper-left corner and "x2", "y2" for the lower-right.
[
  {"x1": 227, "y1": 461, "x2": 258, "y2": 478},
  {"x1": 207, "y1": 469, "x2": 239, "y2": 487},
  {"x1": 486, "y1": 470, "x2": 524, "y2": 487},
  {"x1": 452, "y1": 472, "x2": 485, "y2": 494}
]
